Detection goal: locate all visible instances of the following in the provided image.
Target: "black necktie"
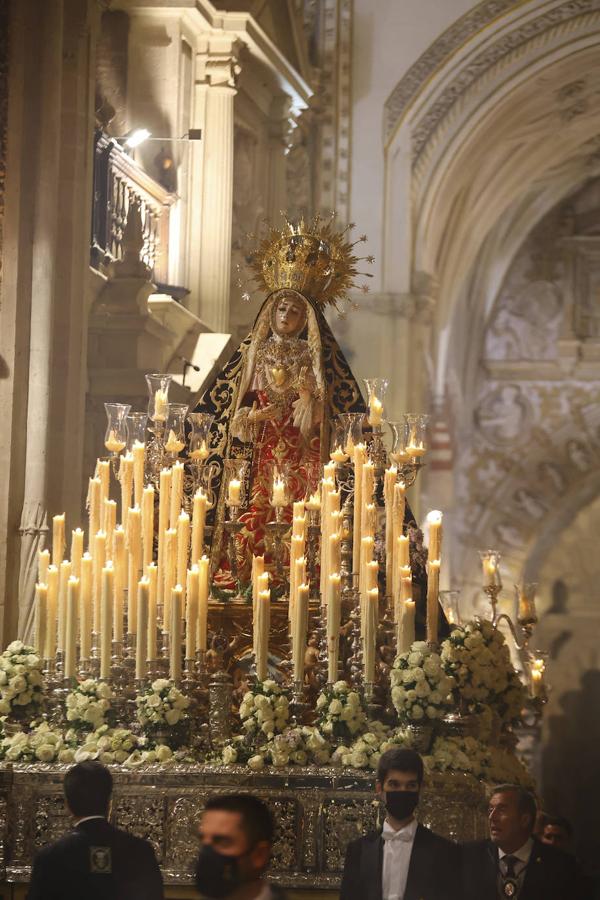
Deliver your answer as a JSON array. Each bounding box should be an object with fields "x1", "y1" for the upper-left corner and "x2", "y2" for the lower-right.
[
  {"x1": 501, "y1": 855, "x2": 519, "y2": 898},
  {"x1": 503, "y1": 856, "x2": 518, "y2": 878}
]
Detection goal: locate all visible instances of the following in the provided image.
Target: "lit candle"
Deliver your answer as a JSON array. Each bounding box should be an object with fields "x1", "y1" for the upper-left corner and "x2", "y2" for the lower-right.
[
  {"x1": 57, "y1": 560, "x2": 72, "y2": 653},
  {"x1": 366, "y1": 559, "x2": 378, "y2": 591},
  {"x1": 176, "y1": 511, "x2": 190, "y2": 593},
  {"x1": 530, "y1": 659, "x2": 545, "y2": 698},
  {"x1": 426, "y1": 559, "x2": 441, "y2": 644},
  {"x1": 164, "y1": 429, "x2": 185, "y2": 454},
  {"x1": 153, "y1": 388, "x2": 169, "y2": 422},
  {"x1": 186, "y1": 566, "x2": 199, "y2": 660},
  {"x1": 34, "y1": 583, "x2": 48, "y2": 659},
  {"x1": 384, "y1": 465, "x2": 397, "y2": 592},
  {"x1": 38, "y1": 549, "x2": 50, "y2": 585},
  {"x1": 136, "y1": 577, "x2": 149, "y2": 680},
  {"x1": 126, "y1": 507, "x2": 142, "y2": 633},
  {"x1": 191, "y1": 489, "x2": 207, "y2": 567},
  {"x1": 105, "y1": 428, "x2": 126, "y2": 454},
  {"x1": 70, "y1": 529, "x2": 84, "y2": 577},
  {"x1": 147, "y1": 563, "x2": 158, "y2": 661},
  {"x1": 228, "y1": 478, "x2": 241, "y2": 506},
  {"x1": 79, "y1": 553, "x2": 92, "y2": 660},
  {"x1": 100, "y1": 563, "x2": 113, "y2": 679},
  {"x1": 190, "y1": 440, "x2": 209, "y2": 461},
  {"x1": 119, "y1": 453, "x2": 133, "y2": 530},
  {"x1": 157, "y1": 467, "x2": 172, "y2": 608},
  {"x1": 197, "y1": 556, "x2": 209, "y2": 652},
  {"x1": 330, "y1": 445, "x2": 347, "y2": 464},
  {"x1": 272, "y1": 475, "x2": 286, "y2": 507},
  {"x1": 45, "y1": 565, "x2": 59, "y2": 660},
  {"x1": 329, "y1": 532, "x2": 341, "y2": 576},
  {"x1": 305, "y1": 490, "x2": 321, "y2": 512},
  {"x1": 64, "y1": 576, "x2": 79, "y2": 680},
  {"x1": 368, "y1": 396, "x2": 383, "y2": 427},
  {"x1": 169, "y1": 584, "x2": 183, "y2": 682},
  {"x1": 327, "y1": 573, "x2": 342, "y2": 683},
  {"x1": 163, "y1": 527, "x2": 177, "y2": 631},
  {"x1": 255, "y1": 588, "x2": 270, "y2": 681},
  {"x1": 169, "y1": 461, "x2": 184, "y2": 529},
  {"x1": 483, "y1": 557, "x2": 498, "y2": 587},
  {"x1": 112, "y1": 526, "x2": 125, "y2": 641},
  {"x1": 52, "y1": 514, "x2": 65, "y2": 567}
]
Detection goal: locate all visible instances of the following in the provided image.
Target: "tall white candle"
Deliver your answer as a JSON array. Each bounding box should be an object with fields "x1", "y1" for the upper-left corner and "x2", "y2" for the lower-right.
[
  {"x1": 79, "y1": 554, "x2": 92, "y2": 660},
  {"x1": 126, "y1": 507, "x2": 142, "y2": 633},
  {"x1": 399, "y1": 598, "x2": 415, "y2": 653},
  {"x1": 57, "y1": 560, "x2": 72, "y2": 652},
  {"x1": 113, "y1": 526, "x2": 125, "y2": 642},
  {"x1": 384, "y1": 465, "x2": 397, "y2": 593},
  {"x1": 327, "y1": 573, "x2": 342, "y2": 683},
  {"x1": 97, "y1": 461, "x2": 111, "y2": 530},
  {"x1": 169, "y1": 461, "x2": 184, "y2": 529},
  {"x1": 352, "y1": 444, "x2": 366, "y2": 575},
  {"x1": 426, "y1": 559, "x2": 441, "y2": 644},
  {"x1": 141, "y1": 484, "x2": 155, "y2": 571},
  {"x1": 169, "y1": 585, "x2": 183, "y2": 682},
  {"x1": 163, "y1": 528, "x2": 177, "y2": 631},
  {"x1": 132, "y1": 440, "x2": 146, "y2": 508},
  {"x1": 292, "y1": 583, "x2": 309, "y2": 683},
  {"x1": 92, "y1": 531, "x2": 107, "y2": 634},
  {"x1": 197, "y1": 556, "x2": 209, "y2": 652},
  {"x1": 100, "y1": 564, "x2": 113, "y2": 680},
  {"x1": 256, "y1": 588, "x2": 270, "y2": 681},
  {"x1": 104, "y1": 499, "x2": 117, "y2": 558},
  {"x1": 70, "y1": 529, "x2": 84, "y2": 577},
  {"x1": 363, "y1": 587, "x2": 378, "y2": 683},
  {"x1": 186, "y1": 566, "x2": 199, "y2": 660},
  {"x1": 191, "y1": 489, "x2": 207, "y2": 567},
  {"x1": 88, "y1": 477, "x2": 101, "y2": 551},
  {"x1": 38, "y1": 549, "x2": 50, "y2": 585},
  {"x1": 147, "y1": 563, "x2": 158, "y2": 661},
  {"x1": 119, "y1": 453, "x2": 134, "y2": 530},
  {"x1": 176, "y1": 511, "x2": 190, "y2": 594},
  {"x1": 427, "y1": 510, "x2": 443, "y2": 563},
  {"x1": 34, "y1": 583, "x2": 48, "y2": 659},
  {"x1": 52, "y1": 514, "x2": 65, "y2": 567},
  {"x1": 64, "y1": 576, "x2": 79, "y2": 679},
  {"x1": 45, "y1": 565, "x2": 59, "y2": 660},
  {"x1": 136, "y1": 577, "x2": 149, "y2": 680},
  {"x1": 157, "y1": 468, "x2": 172, "y2": 608}
]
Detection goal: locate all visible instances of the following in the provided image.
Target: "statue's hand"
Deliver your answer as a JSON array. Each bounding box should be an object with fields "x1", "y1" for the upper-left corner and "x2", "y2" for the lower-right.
[{"x1": 248, "y1": 402, "x2": 277, "y2": 423}]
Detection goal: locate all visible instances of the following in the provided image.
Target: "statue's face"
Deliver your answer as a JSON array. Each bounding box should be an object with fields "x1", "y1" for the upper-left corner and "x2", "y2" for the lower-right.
[{"x1": 274, "y1": 295, "x2": 305, "y2": 335}]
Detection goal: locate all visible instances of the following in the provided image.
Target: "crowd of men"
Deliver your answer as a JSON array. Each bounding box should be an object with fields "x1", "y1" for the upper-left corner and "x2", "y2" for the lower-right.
[{"x1": 26, "y1": 750, "x2": 596, "y2": 900}]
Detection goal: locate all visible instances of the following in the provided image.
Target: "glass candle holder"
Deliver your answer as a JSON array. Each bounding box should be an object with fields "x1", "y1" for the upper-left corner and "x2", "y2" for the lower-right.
[
  {"x1": 224, "y1": 459, "x2": 249, "y2": 508},
  {"x1": 438, "y1": 590, "x2": 462, "y2": 627},
  {"x1": 479, "y1": 549, "x2": 502, "y2": 590},
  {"x1": 145, "y1": 373, "x2": 172, "y2": 424},
  {"x1": 188, "y1": 412, "x2": 215, "y2": 462},
  {"x1": 126, "y1": 413, "x2": 148, "y2": 450},
  {"x1": 388, "y1": 420, "x2": 409, "y2": 465},
  {"x1": 404, "y1": 413, "x2": 429, "y2": 459},
  {"x1": 515, "y1": 582, "x2": 538, "y2": 627},
  {"x1": 164, "y1": 403, "x2": 188, "y2": 457},
  {"x1": 330, "y1": 417, "x2": 349, "y2": 464},
  {"x1": 338, "y1": 412, "x2": 365, "y2": 456},
  {"x1": 104, "y1": 403, "x2": 131, "y2": 456},
  {"x1": 363, "y1": 378, "x2": 389, "y2": 428}
]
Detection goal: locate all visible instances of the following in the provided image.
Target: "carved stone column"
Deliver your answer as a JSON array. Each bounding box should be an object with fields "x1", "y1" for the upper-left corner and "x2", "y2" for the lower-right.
[{"x1": 187, "y1": 37, "x2": 242, "y2": 331}]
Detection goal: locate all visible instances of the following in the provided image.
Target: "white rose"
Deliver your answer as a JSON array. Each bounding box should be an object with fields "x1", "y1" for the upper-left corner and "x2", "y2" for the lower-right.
[
  {"x1": 164, "y1": 709, "x2": 181, "y2": 726},
  {"x1": 316, "y1": 693, "x2": 327, "y2": 709},
  {"x1": 222, "y1": 745, "x2": 238, "y2": 765},
  {"x1": 151, "y1": 679, "x2": 170, "y2": 692},
  {"x1": 155, "y1": 745, "x2": 172, "y2": 762},
  {"x1": 248, "y1": 754, "x2": 264, "y2": 771},
  {"x1": 9, "y1": 675, "x2": 26, "y2": 694},
  {"x1": 270, "y1": 750, "x2": 289, "y2": 767},
  {"x1": 328, "y1": 699, "x2": 343, "y2": 716},
  {"x1": 58, "y1": 748, "x2": 75, "y2": 764},
  {"x1": 411, "y1": 705, "x2": 424, "y2": 720},
  {"x1": 350, "y1": 750, "x2": 368, "y2": 768},
  {"x1": 0, "y1": 700, "x2": 10, "y2": 715}
]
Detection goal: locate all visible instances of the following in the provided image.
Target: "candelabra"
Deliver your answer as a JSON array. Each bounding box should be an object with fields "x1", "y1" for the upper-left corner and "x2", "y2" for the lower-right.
[
  {"x1": 265, "y1": 508, "x2": 289, "y2": 586},
  {"x1": 305, "y1": 508, "x2": 320, "y2": 600},
  {"x1": 223, "y1": 506, "x2": 245, "y2": 601}
]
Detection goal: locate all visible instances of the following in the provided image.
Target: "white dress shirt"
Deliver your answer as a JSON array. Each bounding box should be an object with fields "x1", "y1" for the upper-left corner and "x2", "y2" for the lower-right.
[{"x1": 382, "y1": 817, "x2": 418, "y2": 900}]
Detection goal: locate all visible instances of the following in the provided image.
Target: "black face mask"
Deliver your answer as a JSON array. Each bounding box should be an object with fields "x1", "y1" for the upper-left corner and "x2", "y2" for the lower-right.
[
  {"x1": 385, "y1": 789, "x2": 419, "y2": 821},
  {"x1": 195, "y1": 844, "x2": 245, "y2": 898}
]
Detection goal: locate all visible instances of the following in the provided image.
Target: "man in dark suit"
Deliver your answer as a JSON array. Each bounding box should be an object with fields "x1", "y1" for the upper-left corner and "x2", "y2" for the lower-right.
[
  {"x1": 340, "y1": 748, "x2": 460, "y2": 900},
  {"x1": 462, "y1": 783, "x2": 585, "y2": 900},
  {"x1": 196, "y1": 793, "x2": 287, "y2": 899},
  {"x1": 27, "y1": 760, "x2": 163, "y2": 900}
]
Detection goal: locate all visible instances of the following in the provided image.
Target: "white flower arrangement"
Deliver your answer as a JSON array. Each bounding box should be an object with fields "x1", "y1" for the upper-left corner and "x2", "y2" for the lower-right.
[
  {"x1": 65, "y1": 679, "x2": 114, "y2": 731},
  {"x1": 0, "y1": 641, "x2": 44, "y2": 717},
  {"x1": 238, "y1": 679, "x2": 290, "y2": 741},
  {"x1": 315, "y1": 680, "x2": 367, "y2": 740},
  {"x1": 0, "y1": 722, "x2": 70, "y2": 764},
  {"x1": 135, "y1": 678, "x2": 191, "y2": 731},
  {"x1": 425, "y1": 735, "x2": 534, "y2": 788},
  {"x1": 391, "y1": 641, "x2": 455, "y2": 723},
  {"x1": 440, "y1": 619, "x2": 527, "y2": 726},
  {"x1": 220, "y1": 725, "x2": 332, "y2": 769},
  {"x1": 73, "y1": 725, "x2": 142, "y2": 765}
]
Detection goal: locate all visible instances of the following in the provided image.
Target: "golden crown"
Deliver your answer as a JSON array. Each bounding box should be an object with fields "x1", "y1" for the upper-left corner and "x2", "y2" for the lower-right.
[{"x1": 244, "y1": 214, "x2": 374, "y2": 311}]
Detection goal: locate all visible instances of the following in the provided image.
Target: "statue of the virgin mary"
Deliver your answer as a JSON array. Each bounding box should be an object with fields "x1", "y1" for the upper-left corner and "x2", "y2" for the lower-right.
[{"x1": 193, "y1": 217, "x2": 368, "y2": 589}]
